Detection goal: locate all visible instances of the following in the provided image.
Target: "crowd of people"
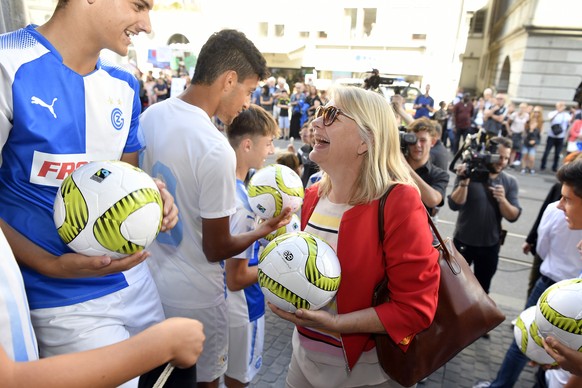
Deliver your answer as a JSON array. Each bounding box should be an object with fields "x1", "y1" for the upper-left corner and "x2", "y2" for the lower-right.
[
  {"x1": 135, "y1": 70, "x2": 192, "y2": 111},
  {"x1": 251, "y1": 76, "x2": 329, "y2": 141},
  {"x1": 411, "y1": 86, "x2": 582, "y2": 388},
  {"x1": 2, "y1": 1, "x2": 582, "y2": 387},
  {"x1": 429, "y1": 87, "x2": 582, "y2": 177}
]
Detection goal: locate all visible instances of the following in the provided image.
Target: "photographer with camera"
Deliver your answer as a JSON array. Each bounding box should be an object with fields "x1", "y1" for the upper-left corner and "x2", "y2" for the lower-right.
[
  {"x1": 402, "y1": 118, "x2": 450, "y2": 217},
  {"x1": 448, "y1": 136, "x2": 521, "y2": 295}
]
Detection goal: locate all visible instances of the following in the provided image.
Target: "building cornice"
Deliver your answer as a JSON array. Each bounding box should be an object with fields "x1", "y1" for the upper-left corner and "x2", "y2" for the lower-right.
[{"x1": 523, "y1": 24, "x2": 582, "y2": 37}]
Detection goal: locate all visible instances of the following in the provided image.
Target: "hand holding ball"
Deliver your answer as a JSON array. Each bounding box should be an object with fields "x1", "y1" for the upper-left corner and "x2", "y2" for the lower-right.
[{"x1": 258, "y1": 231, "x2": 341, "y2": 313}]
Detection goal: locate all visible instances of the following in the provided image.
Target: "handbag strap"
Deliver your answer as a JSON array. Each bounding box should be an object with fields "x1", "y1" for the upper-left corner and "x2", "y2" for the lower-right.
[
  {"x1": 378, "y1": 185, "x2": 459, "y2": 274},
  {"x1": 153, "y1": 364, "x2": 174, "y2": 388}
]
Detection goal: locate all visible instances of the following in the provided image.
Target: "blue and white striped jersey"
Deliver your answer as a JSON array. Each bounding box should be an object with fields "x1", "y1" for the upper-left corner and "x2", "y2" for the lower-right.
[{"x1": 0, "y1": 25, "x2": 142, "y2": 309}]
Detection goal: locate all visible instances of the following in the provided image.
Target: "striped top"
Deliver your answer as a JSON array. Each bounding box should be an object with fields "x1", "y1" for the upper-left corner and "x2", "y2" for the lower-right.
[{"x1": 301, "y1": 196, "x2": 351, "y2": 356}]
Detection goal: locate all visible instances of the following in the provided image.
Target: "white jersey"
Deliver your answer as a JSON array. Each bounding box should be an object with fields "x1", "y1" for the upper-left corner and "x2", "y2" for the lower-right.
[
  {"x1": 140, "y1": 98, "x2": 237, "y2": 309},
  {"x1": 0, "y1": 230, "x2": 39, "y2": 362},
  {"x1": 536, "y1": 201, "x2": 582, "y2": 281},
  {"x1": 227, "y1": 179, "x2": 265, "y2": 327}
]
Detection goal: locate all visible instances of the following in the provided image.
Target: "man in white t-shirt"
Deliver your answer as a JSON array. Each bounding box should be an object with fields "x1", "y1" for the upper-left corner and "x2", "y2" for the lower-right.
[
  {"x1": 541, "y1": 102, "x2": 571, "y2": 172},
  {"x1": 139, "y1": 30, "x2": 290, "y2": 388}
]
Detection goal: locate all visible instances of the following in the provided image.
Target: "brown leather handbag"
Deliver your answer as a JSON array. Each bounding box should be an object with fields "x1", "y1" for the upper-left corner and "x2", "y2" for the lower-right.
[{"x1": 373, "y1": 187, "x2": 506, "y2": 387}]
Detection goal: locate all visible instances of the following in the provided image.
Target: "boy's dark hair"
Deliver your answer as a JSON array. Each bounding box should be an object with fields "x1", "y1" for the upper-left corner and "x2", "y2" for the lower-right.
[
  {"x1": 225, "y1": 105, "x2": 279, "y2": 147},
  {"x1": 557, "y1": 159, "x2": 582, "y2": 198},
  {"x1": 192, "y1": 29, "x2": 269, "y2": 85}
]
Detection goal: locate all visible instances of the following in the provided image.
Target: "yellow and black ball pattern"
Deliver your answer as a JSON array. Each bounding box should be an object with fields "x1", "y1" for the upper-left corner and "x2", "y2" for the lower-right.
[
  {"x1": 53, "y1": 160, "x2": 163, "y2": 259},
  {"x1": 536, "y1": 278, "x2": 582, "y2": 352},
  {"x1": 258, "y1": 231, "x2": 341, "y2": 312},
  {"x1": 56, "y1": 176, "x2": 89, "y2": 244},
  {"x1": 247, "y1": 164, "x2": 304, "y2": 219},
  {"x1": 93, "y1": 187, "x2": 163, "y2": 255}
]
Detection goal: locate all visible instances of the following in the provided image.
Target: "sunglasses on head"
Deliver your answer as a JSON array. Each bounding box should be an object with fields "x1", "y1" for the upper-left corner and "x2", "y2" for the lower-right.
[{"x1": 315, "y1": 105, "x2": 355, "y2": 126}]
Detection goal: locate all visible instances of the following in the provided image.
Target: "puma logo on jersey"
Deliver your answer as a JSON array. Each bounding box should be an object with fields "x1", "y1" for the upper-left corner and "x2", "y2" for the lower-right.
[{"x1": 31, "y1": 96, "x2": 58, "y2": 119}]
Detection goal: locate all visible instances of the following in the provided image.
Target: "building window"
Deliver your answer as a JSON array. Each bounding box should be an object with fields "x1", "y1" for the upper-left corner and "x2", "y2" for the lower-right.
[
  {"x1": 345, "y1": 8, "x2": 357, "y2": 37},
  {"x1": 275, "y1": 24, "x2": 285, "y2": 37},
  {"x1": 318, "y1": 31, "x2": 328, "y2": 39},
  {"x1": 470, "y1": 9, "x2": 486, "y2": 35},
  {"x1": 299, "y1": 31, "x2": 309, "y2": 38},
  {"x1": 363, "y1": 8, "x2": 377, "y2": 37},
  {"x1": 258, "y1": 22, "x2": 268, "y2": 38},
  {"x1": 412, "y1": 34, "x2": 427, "y2": 40}
]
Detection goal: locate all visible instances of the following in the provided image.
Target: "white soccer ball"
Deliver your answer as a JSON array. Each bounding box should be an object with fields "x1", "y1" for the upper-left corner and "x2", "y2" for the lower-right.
[
  {"x1": 258, "y1": 231, "x2": 341, "y2": 312},
  {"x1": 259, "y1": 214, "x2": 301, "y2": 246},
  {"x1": 513, "y1": 306, "x2": 556, "y2": 365},
  {"x1": 53, "y1": 160, "x2": 163, "y2": 259},
  {"x1": 247, "y1": 164, "x2": 304, "y2": 219},
  {"x1": 535, "y1": 278, "x2": 582, "y2": 353}
]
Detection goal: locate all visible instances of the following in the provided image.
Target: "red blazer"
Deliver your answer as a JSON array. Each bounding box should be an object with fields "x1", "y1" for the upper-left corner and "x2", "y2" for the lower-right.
[{"x1": 298, "y1": 184, "x2": 440, "y2": 370}]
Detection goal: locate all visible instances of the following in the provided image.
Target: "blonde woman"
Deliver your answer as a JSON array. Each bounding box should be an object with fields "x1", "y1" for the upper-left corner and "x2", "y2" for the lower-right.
[
  {"x1": 270, "y1": 86, "x2": 440, "y2": 387},
  {"x1": 522, "y1": 106, "x2": 544, "y2": 174}
]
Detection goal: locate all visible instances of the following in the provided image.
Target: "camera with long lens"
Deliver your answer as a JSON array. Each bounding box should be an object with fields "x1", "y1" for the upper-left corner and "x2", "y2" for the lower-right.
[
  {"x1": 398, "y1": 126, "x2": 417, "y2": 153},
  {"x1": 449, "y1": 130, "x2": 500, "y2": 183}
]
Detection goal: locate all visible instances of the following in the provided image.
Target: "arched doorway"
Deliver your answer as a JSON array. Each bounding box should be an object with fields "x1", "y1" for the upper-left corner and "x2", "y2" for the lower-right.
[{"x1": 498, "y1": 56, "x2": 510, "y2": 93}]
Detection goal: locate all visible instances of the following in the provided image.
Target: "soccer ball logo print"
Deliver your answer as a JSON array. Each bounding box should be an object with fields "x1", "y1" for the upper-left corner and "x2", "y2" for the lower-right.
[{"x1": 53, "y1": 160, "x2": 163, "y2": 259}]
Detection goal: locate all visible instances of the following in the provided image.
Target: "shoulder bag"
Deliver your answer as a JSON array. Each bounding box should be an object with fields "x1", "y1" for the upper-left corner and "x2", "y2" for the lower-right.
[
  {"x1": 551, "y1": 123, "x2": 563, "y2": 136},
  {"x1": 372, "y1": 186, "x2": 506, "y2": 387}
]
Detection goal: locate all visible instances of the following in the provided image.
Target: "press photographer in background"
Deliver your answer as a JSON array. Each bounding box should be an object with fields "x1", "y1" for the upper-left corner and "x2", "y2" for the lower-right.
[
  {"x1": 448, "y1": 136, "x2": 521, "y2": 295},
  {"x1": 402, "y1": 118, "x2": 450, "y2": 218}
]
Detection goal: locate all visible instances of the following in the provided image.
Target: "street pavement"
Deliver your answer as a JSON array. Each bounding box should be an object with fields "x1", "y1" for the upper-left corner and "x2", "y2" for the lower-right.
[{"x1": 249, "y1": 138, "x2": 562, "y2": 387}]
